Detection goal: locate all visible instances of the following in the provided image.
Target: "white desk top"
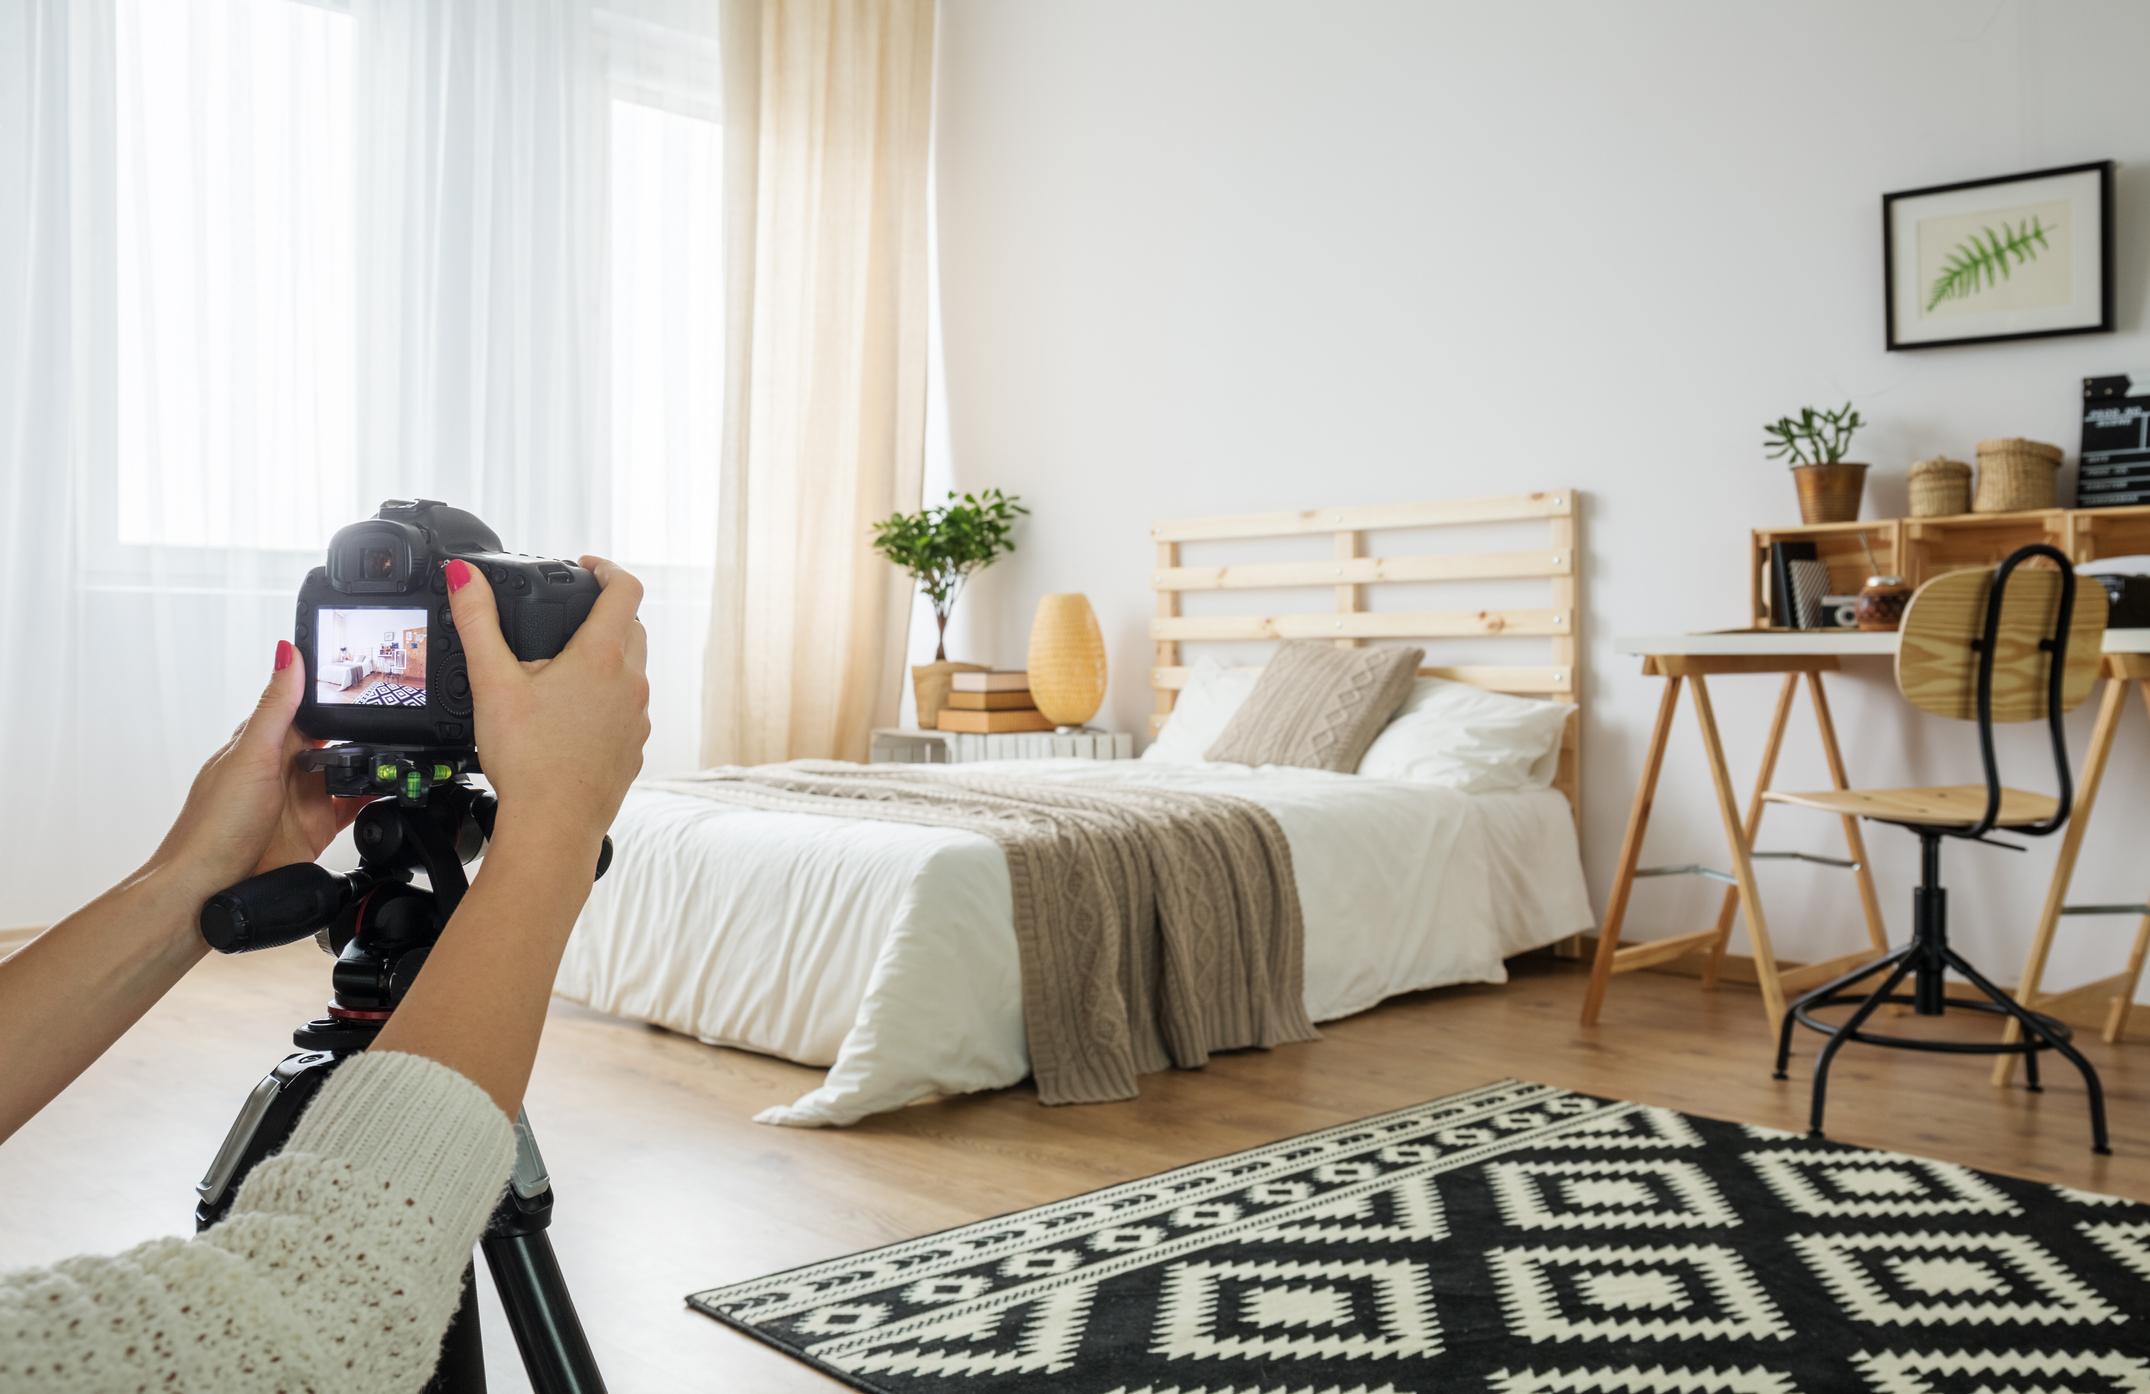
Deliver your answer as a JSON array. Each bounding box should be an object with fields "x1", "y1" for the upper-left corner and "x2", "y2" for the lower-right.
[{"x1": 1615, "y1": 630, "x2": 2150, "y2": 656}]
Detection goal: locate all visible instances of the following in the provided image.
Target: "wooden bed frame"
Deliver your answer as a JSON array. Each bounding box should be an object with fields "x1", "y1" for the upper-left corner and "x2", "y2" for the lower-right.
[{"x1": 1149, "y1": 491, "x2": 1582, "y2": 820}]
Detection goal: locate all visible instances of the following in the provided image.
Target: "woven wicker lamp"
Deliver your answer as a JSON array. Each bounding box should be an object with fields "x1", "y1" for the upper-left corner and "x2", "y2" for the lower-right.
[{"x1": 1027, "y1": 593, "x2": 1107, "y2": 730}]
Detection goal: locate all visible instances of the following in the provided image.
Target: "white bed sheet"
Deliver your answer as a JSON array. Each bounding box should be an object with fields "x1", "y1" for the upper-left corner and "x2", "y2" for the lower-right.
[{"x1": 554, "y1": 760, "x2": 1593, "y2": 1127}]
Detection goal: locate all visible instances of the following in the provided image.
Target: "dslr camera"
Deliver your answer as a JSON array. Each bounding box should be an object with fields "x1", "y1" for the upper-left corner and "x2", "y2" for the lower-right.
[{"x1": 296, "y1": 500, "x2": 599, "y2": 751}]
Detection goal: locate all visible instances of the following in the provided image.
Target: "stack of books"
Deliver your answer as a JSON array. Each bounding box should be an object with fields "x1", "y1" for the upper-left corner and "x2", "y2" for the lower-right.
[{"x1": 936, "y1": 670, "x2": 1055, "y2": 733}]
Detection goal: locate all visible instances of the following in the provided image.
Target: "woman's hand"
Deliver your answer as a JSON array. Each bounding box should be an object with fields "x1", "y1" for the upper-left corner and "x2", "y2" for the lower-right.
[
  {"x1": 145, "y1": 641, "x2": 374, "y2": 902},
  {"x1": 369, "y1": 558, "x2": 649, "y2": 1117},
  {"x1": 446, "y1": 555, "x2": 650, "y2": 861},
  {"x1": 0, "y1": 640, "x2": 372, "y2": 1142}
]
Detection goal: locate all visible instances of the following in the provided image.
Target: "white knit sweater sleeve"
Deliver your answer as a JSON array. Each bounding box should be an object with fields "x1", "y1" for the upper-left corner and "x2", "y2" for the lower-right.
[{"x1": 1, "y1": 1050, "x2": 516, "y2": 1394}]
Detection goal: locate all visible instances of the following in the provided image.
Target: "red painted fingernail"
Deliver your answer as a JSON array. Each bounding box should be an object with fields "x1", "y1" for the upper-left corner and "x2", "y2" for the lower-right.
[
  {"x1": 275, "y1": 639, "x2": 296, "y2": 672},
  {"x1": 447, "y1": 559, "x2": 474, "y2": 592}
]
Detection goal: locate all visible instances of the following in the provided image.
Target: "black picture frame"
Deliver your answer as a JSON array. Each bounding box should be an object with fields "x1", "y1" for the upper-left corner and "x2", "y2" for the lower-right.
[{"x1": 1883, "y1": 160, "x2": 2113, "y2": 351}]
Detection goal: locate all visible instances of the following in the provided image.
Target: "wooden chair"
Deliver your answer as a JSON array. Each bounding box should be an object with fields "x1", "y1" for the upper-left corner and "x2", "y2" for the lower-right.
[{"x1": 1764, "y1": 545, "x2": 2112, "y2": 1153}]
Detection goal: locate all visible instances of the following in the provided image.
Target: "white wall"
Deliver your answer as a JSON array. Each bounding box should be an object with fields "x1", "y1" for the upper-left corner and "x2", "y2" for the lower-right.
[{"x1": 926, "y1": 0, "x2": 2150, "y2": 996}]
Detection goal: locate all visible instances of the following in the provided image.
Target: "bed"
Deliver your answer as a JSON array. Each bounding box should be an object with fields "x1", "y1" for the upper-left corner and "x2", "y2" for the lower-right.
[
  {"x1": 555, "y1": 491, "x2": 1593, "y2": 1127},
  {"x1": 323, "y1": 659, "x2": 367, "y2": 689}
]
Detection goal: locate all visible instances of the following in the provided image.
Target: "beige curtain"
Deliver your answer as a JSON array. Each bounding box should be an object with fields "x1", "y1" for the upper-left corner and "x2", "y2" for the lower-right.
[{"x1": 700, "y1": 0, "x2": 935, "y2": 767}]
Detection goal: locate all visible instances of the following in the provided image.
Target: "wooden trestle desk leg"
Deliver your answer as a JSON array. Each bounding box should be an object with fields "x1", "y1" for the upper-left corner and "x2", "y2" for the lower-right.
[
  {"x1": 1701, "y1": 674, "x2": 1798, "y2": 990},
  {"x1": 1995, "y1": 672, "x2": 2134, "y2": 1086},
  {"x1": 1581, "y1": 673, "x2": 1683, "y2": 1026},
  {"x1": 2105, "y1": 898, "x2": 2149, "y2": 1045},
  {"x1": 2106, "y1": 676, "x2": 2150, "y2": 1045},
  {"x1": 1695, "y1": 671, "x2": 1890, "y2": 1006},
  {"x1": 1801, "y1": 670, "x2": 1891, "y2": 962},
  {"x1": 1687, "y1": 674, "x2": 1789, "y2": 1038}
]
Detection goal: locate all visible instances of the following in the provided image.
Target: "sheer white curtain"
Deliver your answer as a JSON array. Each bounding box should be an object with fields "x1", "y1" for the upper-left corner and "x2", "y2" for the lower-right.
[
  {"x1": 599, "y1": 0, "x2": 723, "y2": 759},
  {"x1": 700, "y1": 0, "x2": 935, "y2": 766},
  {"x1": 117, "y1": 0, "x2": 356, "y2": 552},
  {"x1": 0, "y1": 0, "x2": 85, "y2": 929},
  {"x1": 0, "y1": 0, "x2": 723, "y2": 928}
]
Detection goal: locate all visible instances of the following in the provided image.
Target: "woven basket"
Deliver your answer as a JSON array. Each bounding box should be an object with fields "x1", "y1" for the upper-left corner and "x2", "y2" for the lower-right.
[
  {"x1": 1973, "y1": 437, "x2": 2063, "y2": 514},
  {"x1": 1908, "y1": 456, "x2": 1971, "y2": 517}
]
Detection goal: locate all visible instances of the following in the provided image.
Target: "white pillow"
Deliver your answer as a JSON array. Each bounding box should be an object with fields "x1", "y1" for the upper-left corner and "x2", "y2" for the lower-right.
[
  {"x1": 1141, "y1": 658, "x2": 1260, "y2": 763},
  {"x1": 1355, "y1": 676, "x2": 1574, "y2": 793}
]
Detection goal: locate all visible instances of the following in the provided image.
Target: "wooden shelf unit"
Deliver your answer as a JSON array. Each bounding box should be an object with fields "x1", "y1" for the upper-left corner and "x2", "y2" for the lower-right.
[{"x1": 1750, "y1": 504, "x2": 2150, "y2": 628}]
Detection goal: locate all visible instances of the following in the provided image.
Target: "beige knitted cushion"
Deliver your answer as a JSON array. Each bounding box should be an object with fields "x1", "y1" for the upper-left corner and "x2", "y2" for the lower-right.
[{"x1": 1204, "y1": 641, "x2": 1425, "y2": 772}]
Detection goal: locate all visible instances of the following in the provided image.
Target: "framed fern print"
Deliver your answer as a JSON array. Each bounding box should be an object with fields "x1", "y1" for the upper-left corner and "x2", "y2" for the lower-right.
[{"x1": 1884, "y1": 161, "x2": 2112, "y2": 350}]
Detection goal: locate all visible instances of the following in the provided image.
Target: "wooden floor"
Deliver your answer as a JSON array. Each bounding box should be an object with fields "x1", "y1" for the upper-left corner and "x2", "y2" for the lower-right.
[{"x1": 3, "y1": 944, "x2": 2143, "y2": 1392}]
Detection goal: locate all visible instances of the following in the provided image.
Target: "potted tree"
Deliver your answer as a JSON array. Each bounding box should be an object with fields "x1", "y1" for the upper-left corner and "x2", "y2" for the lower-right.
[
  {"x1": 1765, "y1": 402, "x2": 1868, "y2": 524},
  {"x1": 871, "y1": 488, "x2": 1028, "y2": 729}
]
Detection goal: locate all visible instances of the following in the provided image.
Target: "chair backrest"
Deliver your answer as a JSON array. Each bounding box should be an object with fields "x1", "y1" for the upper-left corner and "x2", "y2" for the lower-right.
[{"x1": 1897, "y1": 564, "x2": 2105, "y2": 722}]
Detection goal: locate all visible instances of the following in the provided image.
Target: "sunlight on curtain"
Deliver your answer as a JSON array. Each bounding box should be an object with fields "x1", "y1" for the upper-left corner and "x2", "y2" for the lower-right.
[
  {"x1": 115, "y1": 0, "x2": 355, "y2": 551},
  {"x1": 700, "y1": 0, "x2": 934, "y2": 766},
  {"x1": 609, "y1": 99, "x2": 721, "y2": 569},
  {"x1": 597, "y1": 0, "x2": 723, "y2": 776}
]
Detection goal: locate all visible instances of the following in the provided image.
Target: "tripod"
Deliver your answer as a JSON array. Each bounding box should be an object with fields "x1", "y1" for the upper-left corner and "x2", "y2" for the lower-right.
[{"x1": 196, "y1": 746, "x2": 610, "y2": 1394}]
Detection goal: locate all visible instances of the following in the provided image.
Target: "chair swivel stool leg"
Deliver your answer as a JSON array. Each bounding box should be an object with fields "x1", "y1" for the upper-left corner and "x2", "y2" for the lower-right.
[{"x1": 1775, "y1": 826, "x2": 2109, "y2": 1154}]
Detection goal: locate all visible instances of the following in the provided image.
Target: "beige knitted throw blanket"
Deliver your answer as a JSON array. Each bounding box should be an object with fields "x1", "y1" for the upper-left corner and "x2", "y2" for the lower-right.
[{"x1": 645, "y1": 762, "x2": 1318, "y2": 1105}]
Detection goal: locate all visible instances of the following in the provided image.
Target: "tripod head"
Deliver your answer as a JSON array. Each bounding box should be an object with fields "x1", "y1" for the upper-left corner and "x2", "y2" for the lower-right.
[{"x1": 200, "y1": 743, "x2": 612, "y2": 1052}]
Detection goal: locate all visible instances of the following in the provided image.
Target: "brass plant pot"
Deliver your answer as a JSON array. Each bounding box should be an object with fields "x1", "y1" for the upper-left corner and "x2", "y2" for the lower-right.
[
  {"x1": 1792, "y1": 462, "x2": 1868, "y2": 525},
  {"x1": 912, "y1": 660, "x2": 988, "y2": 731}
]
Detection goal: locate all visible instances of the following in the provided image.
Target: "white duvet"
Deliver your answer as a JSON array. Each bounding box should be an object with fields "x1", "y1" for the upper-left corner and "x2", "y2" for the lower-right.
[{"x1": 554, "y1": 759, "x2": 1593, "y2": 1127}]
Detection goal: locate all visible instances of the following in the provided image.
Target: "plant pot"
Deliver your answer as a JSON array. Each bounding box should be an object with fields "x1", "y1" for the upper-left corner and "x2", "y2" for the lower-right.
[
  {"x1": 1791, "y1": 462, "x2": 1868, "y2": 525},
  {"x1": 911, "y1": 660, "x2": 988, "y2": 732}
]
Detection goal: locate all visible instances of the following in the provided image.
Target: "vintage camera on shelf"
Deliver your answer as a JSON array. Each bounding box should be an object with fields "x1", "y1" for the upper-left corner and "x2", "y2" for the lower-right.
[{"x1": 296, "y1": 500, "x2": 599, "y2": 759}]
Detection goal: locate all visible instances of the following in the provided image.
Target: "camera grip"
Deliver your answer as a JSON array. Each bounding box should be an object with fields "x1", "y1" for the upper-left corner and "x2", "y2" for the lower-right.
[{"x1": 201, "y1": 863, "x2": 355, "y2": 954}]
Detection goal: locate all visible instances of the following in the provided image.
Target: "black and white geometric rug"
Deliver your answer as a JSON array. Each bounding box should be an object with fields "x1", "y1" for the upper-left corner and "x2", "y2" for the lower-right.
[
  {"x1": 355, "y1": 681, "x2": 426, "y2": 707},
  {"x1": 689, "y1": 1080, "x2": 2150, "y2": 1392}
]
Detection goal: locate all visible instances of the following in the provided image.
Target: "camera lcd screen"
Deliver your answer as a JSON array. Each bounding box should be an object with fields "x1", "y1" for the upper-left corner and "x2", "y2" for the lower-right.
[{"x1": 314, "y1": 608, "x2": 431, "y2": 708}]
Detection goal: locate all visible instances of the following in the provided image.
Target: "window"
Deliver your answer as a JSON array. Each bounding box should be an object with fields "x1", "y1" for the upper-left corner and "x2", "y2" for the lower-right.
[
  {"x1": 115, "y1": 0, "x2": 356, "y2": 551},
  {"x1": 608, "y1": 98, "x2": 722, "y2": 568},
  {"x1": 112, "y1": 0, "x2": 719, "y2": 570}
]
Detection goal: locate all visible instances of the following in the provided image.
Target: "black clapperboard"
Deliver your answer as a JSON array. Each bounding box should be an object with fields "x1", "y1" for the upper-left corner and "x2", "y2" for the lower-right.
[{"x1": 2079, "y1": 373, "x2": 2150, "y2": 507}]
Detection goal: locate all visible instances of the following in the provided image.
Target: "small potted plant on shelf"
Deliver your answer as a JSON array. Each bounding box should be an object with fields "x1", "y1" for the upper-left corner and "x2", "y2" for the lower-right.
[
  {"x1": 1764, "y1": 402, "x2": 1868, "y2": 524},
  {"x1": 871, "y1": 488, "x2": 1028, "y2": 729}
]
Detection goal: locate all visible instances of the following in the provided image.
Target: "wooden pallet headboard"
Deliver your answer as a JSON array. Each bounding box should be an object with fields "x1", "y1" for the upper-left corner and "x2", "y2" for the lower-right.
[{"x1": 1149, "y1": 491, "x2": 1582, "y2": 819}]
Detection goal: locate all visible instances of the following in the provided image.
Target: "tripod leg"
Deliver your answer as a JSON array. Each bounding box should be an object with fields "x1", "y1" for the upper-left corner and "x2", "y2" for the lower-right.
[
  {"x1": 425, "y1": 1263, "x2": 487, "y2": 1394},
  {"x1": 478, "y1": 1111, "x2": 608, "y2": 1393},
  {"x1": 482, "y1": 1227, "x2": 607, "y2": 1394},
  {"x1": 1808, "y1": 956, "x2": 1915, "y2": 1139}
]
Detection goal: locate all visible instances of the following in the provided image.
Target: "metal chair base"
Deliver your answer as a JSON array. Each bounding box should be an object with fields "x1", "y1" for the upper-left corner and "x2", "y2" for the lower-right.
[{"x1": 1773, "y1": 830, "x2": 2111, "y2": 1155}]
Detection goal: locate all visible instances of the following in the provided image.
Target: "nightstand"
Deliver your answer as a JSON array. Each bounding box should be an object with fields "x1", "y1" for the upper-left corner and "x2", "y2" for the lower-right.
[{"x1": 869, "y1": 728, "x2": 1134, "y2": 764}]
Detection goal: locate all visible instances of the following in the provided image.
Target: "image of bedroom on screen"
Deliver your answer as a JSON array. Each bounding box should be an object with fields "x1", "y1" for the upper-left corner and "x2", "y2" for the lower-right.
[{"x1": 314, "y1": 608, "x2": 430, "y2": 707}]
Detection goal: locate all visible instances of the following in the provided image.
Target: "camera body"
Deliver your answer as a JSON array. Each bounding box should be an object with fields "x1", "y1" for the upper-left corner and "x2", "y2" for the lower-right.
[{"x1": 295, "y1": 500, "x2": 599, "y2": 746}]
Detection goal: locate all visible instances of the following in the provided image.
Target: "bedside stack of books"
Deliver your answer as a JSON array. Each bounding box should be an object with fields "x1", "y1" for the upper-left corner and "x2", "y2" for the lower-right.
[{"x1": 935, "y1": 671, "x2": 1054, "y2": 734}]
